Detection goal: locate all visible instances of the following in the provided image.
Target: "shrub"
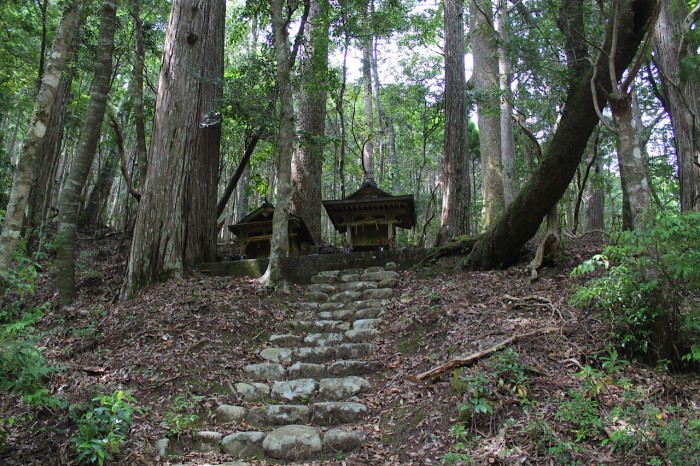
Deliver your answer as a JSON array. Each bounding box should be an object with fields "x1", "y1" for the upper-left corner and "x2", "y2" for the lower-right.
[
  {"x1": 571, "y1": 212, "x2": 700, "y2": 365},
  {"x1": 70, "y1": 390, "x2": 141, "y2": 465}
]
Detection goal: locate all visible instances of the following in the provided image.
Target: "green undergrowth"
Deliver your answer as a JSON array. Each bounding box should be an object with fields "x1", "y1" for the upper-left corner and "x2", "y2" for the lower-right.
[{"x1": 443, "y1": 348, "x2": 700, "y2": 465}]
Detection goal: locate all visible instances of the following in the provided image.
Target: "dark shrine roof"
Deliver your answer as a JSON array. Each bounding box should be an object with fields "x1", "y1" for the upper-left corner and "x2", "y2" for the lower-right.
[
  {"x1": 322, "y1": 178, "x2": 416, "y2": 233},
  {"x1": 228, "y1": 200, "x2": 315, "y2": 245}
]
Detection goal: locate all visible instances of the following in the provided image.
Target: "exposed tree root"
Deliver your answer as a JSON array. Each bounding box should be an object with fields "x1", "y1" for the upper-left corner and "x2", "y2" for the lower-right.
[{"x1": 416, "y1": 234, "x2": 484, "y2": 267}]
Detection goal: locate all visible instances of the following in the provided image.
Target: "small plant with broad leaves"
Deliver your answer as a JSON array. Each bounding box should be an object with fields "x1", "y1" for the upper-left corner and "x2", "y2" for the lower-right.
[
  {"x1": 70, "y1": 390, "x2": 141, "y2": 465},
  {"x1": 571, "y1": 212, "x2": 700, "y2": 365},
  {"x1": 161, "y1": 393, "x2": 204, "y2": 436}
]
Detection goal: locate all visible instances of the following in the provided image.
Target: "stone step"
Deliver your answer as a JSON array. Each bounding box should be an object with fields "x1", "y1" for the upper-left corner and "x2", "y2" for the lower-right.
[
  {"x1": 243, "y1": 363, "x2": 286, "y2": 381},
  {"x1": 317, "y1": 309, "x2": 357, "y2": 322},
  {"x1": 354, "y1": 307, "x2": 385, "y2": 319},
  {"x1": 262, "y1": 376, "x2": 371, "y2": 402},
  {"x1": 247, "y1": 404, "x2": 311, "y2": 427},
  {"x1": 345, "y1": 299, "x2": 391, "y2": 311},
  {"x1": 160, "y1": 426, "x2": 364, "y2": 462},
  {"x1": 303, "y1": 332, "x2": 348, "y2": 347},
  {"x1": 288, "y1": 319, "x2": 351, "y2": 333},
  {"x1": 259, "y1": 343, "x2": 375, "y2": 364},
  {"x1": 337, "y1": 281, "x2": 379, "y2": 293},
  {"x1": 312, "y1": 401, "x2": 368, "y2": 426},
  {"x1": 328, "y1": 359, "x2": 383, "y2": 376},
  {"x1": 352, "y1": 318, "x2": 382, "y2": 330}
]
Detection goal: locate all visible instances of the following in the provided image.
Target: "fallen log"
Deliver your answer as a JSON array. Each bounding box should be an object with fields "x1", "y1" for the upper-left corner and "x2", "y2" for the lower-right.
[{"x1": 415, "y1": 326, "x2": 563, "y2": 381}]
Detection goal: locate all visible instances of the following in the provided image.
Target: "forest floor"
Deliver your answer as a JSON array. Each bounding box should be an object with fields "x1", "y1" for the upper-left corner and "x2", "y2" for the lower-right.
[{"x1": 1, "y1": 230, "x2": 699, "y2": 465}]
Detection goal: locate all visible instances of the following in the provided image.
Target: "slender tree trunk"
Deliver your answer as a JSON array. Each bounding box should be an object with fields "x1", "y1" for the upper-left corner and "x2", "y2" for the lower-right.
[
  {"x1": 371, "y1": 40, "x2": 399, "y2": 190},
  {"x1": 36, "y1": 0, "x2": 49, "y2": 94},
  {"x1": 471, "y1": 0, "x2": 505, "y2": 229},
  {"x1": 497, "y1": 0, "x2": 518, "y2": 206},
  {"x1": 585, "y1": 152, "x2": 605, "y2": 233},
  {"x1": 82, "y1": 149, "x2": 118, "y2": 227},
  {"x1": 362, "y1": 34, "x2": 375, "y2": 180},
  {"x1": 610, "y1": 94, "x2": 654, "y2": 230},
  {"x1": 261, "y1": 0, "x2": 295, "y2": 287},
  {"x1": 131, "y1": 0, "x2": 148, "y2": 185},
  {"x1": 28, "y1": 64, "x2": 78, "y2": 253},
  {"x1": 468, "y1": 0, "x2": 657, "y2": 268},
  {"x1": 652, "y1": 0, "x2": 700, "y2": 211},
  {"x1": 56, "y1": 0, "x2": 118, "y2": 306},
  {"x1": 122, "y1": 0, "x2": 224, "y2": 299},
  {"x1": 0, "y1": 0, "x2": 83, "y2": 296},
  {"x1": 291, "y1": 0, "x2": 329, "y2": 251},
  {"x1": 436, "y1": 0, "x2": 470, "y2": 246}
]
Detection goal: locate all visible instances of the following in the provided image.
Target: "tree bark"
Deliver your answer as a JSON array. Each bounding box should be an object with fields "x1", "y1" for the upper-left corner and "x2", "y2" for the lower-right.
[
  {"x1": 82, "y1": 149, "x2": 118, "y2": 228},
  {"x1": 610, "y1": 93, "x2": 654, "y2": 230},
  {"x1": 361, "y1": 33, "x2": 375, "y2": 179},
  {"x1": 468, "y1": 0, "x2": 658, "y2": 269},
  {"x1": 291, "y1": 0, "x2": 329, "y2": 251},
  {"x1": 260, "y1": 0, "x2": 296, "y2": 287},
  {"x1": 131, "y1": 0, "x2": 149, "y2": 185},
  {"x1": 435, "y1": 0, "x2": 470, "y2": 246},
  {"x1": 0, "y1": 0, "x2": 83, "y2": 296},
  {"x1": 122, "y1": 0, "x2": 224, "y2": 299},
  {"x1": 471, "y1": 0, "x2": 505, "y2": 229},
  {"x1": 56, "y1": 0, "x2": 118, "y2": 306},
  {"x1": 497, "y1": 0, "x2": 518, "y2": 206},
  {"x1": 652, "y1": 0, "x2": 700, "y2": 211}
]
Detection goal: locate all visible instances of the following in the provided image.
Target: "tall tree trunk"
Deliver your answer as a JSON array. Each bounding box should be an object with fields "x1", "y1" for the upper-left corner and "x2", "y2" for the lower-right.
[
  {"x1": 362, "y1": 34, "x2": 375, "y2": 180},
  {"x1": 585, "y1": 151, "x2": 605, "y2": 233},
  {"x1": 371, "y1": 40, "x2": 399, "y2": 189},
  {"x1": 260, "y1": 0, "x2": 295, "y2": 287},
  {"x1": 652, "y1": 0, "x2": 700, "y2": 211},
  {"x1": 131, "y1": 0, "x2": 148, "y2": 185},
  {"x1": 291, "y1": 0, "x2": 329, "y2": 251},
  {"x1": 36, "y1": 0, "x2": 49, "y2": 94},
  {"x1": 497, "y1": 0, "x2": 518, "y2": 206},
  {"x1": 56, "y1": 0, "x2": 118, "y2": 306},
  {"x1": 471, "y1": 0, "x2": 505, "y2": 229},
  {"x1": 610, "y1": 94, "x2": 654, "y2": 230},
  {"x1": 122, "y1": 0, "x2": 224, "y2": 299},
  {"x1": 28, "y1": 64, "x2": 78, "y2": 253},
  {"x1": 82, "y1": 149, "x2": 118, "y2": 228},
  {"x1": 435, "y1": 0, "x2": 470, "y2": 246},
  {"x1": 468, "y1": 0, "x2": 658, "y2": 269},
  {"x1": 0, "y1": 0, "x2": 83, "y2": 297}
]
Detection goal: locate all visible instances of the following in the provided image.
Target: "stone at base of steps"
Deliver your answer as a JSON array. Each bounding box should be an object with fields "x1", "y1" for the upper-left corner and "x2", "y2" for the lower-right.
[{"x1": 155, "y1": 263, "x2": 399, "y2": 464}]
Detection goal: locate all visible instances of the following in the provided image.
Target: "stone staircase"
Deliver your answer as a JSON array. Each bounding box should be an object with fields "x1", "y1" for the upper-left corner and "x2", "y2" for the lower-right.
[{"x1": 156, "y1": 263, "x2": 399, "y2": 464}]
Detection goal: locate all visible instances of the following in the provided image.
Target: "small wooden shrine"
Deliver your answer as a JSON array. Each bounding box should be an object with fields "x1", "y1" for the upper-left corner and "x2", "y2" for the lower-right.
[
  {"x1": 228, "y1": 201, "x2": 314, "y2": 259},
  {"x1": 323, "y1": 178, "x2": 416, "y2": 252}
]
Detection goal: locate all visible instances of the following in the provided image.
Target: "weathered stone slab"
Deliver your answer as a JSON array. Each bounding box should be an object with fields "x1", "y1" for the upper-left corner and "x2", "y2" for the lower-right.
[
  {"x1": 330, "y1": 290, "x2": 363, "y2": 304},
  {"x1": 272, "y1": 378, "x2": 317, "y2": 402},
  {"x1": 304, "y1": 332, "x2": 347, "y2": 347},
  {"x1": 319, "y1": 376, "x2": 371, "y2": 400},
  {"x1": 328, "y1": 360, "x2": 382, "y2": 376},
  {"x1": 305, "y1": 291, "x2": 329, "y2": 302},
  {"x1": 312, "y1": 402, "x2": 367, "y2": 425},
  {"x1": 318, "y1": 302, "x2": 344, "y2": 311},
  {"x1": 345, "y1": 299, "x2": 390, "y2": 311},
  {"x1": 364, "y1": 266, "x2": 385, "y2": 273},
  {"x1": 216, "y1": 404, "x2": 246, "y2": 424},
  {"x1": 263, "y1": 425, "x2": 322, "y2": 460},
  {"x1": 154, "y1": 438, "x2": 169, "y2": 457},
  {"x1": 355, "y1": 307, "x2": 384, "y2": 319},
  {"x1": 221, "y1": 431, "x2": 266, "y2": 458},
  {"x1": 247, "y1": 405, "x2": 310, "y2": 427},
  {"x1": 235, "y1": 382, "x2": 270, "y2": 402},
  {"x1": 269, "y1": 334, "x2": 302, "y2": 347},
  {"x1": 353, "y1": 318, "x2": 382, "y2": 330},
  {"x1": 362, "y1": 270, "x2": 399, "y2": 282},
  {"x1": 385, "y1": 261, "x2": 398, "y2": 271},
  {"x1": 362, "y1": 288, "x2": 393, "y2": 300},
  {"x1": 288, "y1": 362, "x2": 327, "y2": 379},
  {"x1": 308, "y1": 283, "x2": 337, "y2": 295},
  {"x1": 344, "y1": 328, "x2": 380, "y2": 342},
  {"x1": 313, "y1": 320, "x2": 351, "y2": 332},
  {"x1": 334, "y1": 343, "x2": 375, "y2": 360},
  {"x1": 243, "y1": 363, "x2": 286, "y2": 381},
  {"x1": 378, "y1": 278, "x2": 397, "y2": 288},
  {"x1": 339, "y1": 273, "x2": 361, "y2": 283},
  {"x1": 318, "y1": 309, "x2": 356, "y2": 321},
  {"x1": 292, "y1": 346, "x2": 336, "y2": 364},
  {"x1": 259, "y1": 347, "x2": 293, "y2": 364},
  {"x1": 337, "y1": 281, "x2": 378, "y2": 293},
  {"x1": 323, "y1": 429, "x2": 365, "y2": 452}
]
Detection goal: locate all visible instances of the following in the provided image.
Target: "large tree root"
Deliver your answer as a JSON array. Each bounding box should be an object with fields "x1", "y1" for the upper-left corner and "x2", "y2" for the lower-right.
[
  {"x1": 415, "y1": 326, "x2": 567, "y2": 381},
  {"x1": 416, "y1": 234, "x2": 484, "y2": 267}
]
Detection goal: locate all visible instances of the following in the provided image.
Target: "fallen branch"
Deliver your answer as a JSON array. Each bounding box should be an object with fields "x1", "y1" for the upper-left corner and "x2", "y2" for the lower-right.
[{"x1": 415, "y1": 327, "x2": 564, "y2": 381}]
